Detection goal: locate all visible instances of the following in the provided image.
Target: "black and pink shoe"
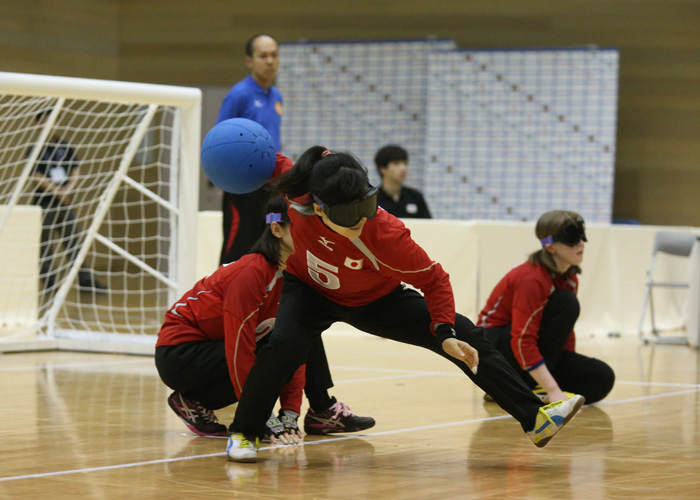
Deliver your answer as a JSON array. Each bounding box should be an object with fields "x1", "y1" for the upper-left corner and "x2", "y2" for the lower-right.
[
  {"x1": 303, "y1": 398, "x2": 375, "y2": 435},
  {"x1": 167, "y1": 391, "x2": 228, "y2": 436}
]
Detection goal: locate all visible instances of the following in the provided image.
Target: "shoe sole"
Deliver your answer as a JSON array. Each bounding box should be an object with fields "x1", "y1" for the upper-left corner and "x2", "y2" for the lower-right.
[
  {"x1": 184, "y1": 423, "x2": 228, "y2": 437},
  {"x1": 305, "y1": 427, "x2": 338, "y2": 435},
  {"x1": 305, "y1": 420, "x2": 376, "y2": 435},
  {"x1": 227, "y1": 454, "x2": 257, "y2": 463},
  {"x1": 535, "y1": 395, "x2": 585, "y2": 448}
]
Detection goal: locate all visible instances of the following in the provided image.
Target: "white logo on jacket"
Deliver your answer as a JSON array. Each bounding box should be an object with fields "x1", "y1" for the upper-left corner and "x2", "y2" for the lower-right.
[
  {"x1": 318, "y1": 236, "x2": 335, "y2": 251},
  {"x1": 255, "y1": 318, "x2": 275, "y2": 342}
]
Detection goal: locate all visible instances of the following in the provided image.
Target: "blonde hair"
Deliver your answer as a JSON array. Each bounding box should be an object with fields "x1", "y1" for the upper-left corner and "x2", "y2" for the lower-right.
[{"x1": 527, "y1": 210, "x2": 583, "y2": 276}]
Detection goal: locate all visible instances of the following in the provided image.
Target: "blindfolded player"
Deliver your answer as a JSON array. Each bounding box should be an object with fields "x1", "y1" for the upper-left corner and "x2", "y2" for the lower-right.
[
  {"x1": 478, "y1": 211, "x2": 615, "y2": 406},
  {"x1": 156, "y1": 195, "x2": 374, "y2": 444},
  {"x1": 217, "y1": 145, "x2": 586, "y2": 462}
]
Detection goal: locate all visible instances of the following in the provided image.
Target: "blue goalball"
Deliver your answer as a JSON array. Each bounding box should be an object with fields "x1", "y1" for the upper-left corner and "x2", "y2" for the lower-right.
[{"x1": 200, "y1": 118, "x2": 277, "y2": 194}]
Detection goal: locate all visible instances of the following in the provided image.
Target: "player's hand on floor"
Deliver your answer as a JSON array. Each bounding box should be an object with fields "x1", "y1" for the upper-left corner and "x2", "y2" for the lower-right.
[
  {"x1": 270, "y1": 429, "x2": 303, "y2": 445},
  {"x1": 442, "y1": 337, "x2": 479, "y2": 374},
  {"x1": 265, "y1": 410, "x2": 303, "y2": 445}
]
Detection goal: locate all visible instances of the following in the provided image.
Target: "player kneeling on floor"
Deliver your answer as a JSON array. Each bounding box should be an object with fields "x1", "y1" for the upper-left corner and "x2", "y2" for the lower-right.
[{"x1": 155, "y1": 195, "x2": 374, "y2": 445}]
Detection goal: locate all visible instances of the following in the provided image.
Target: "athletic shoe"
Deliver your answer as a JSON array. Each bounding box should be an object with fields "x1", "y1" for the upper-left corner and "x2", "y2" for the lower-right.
[
  {"x1": 226, "y1": 433, "x2": 260, "y2": 462},
  {"x1": 484, "y1": 386, "x2": 575, "y2": 404},
  {"x1": 531, "y1": 385, "x2": 576, "y2": 404},
  {"x1": 304, "y1": 398, "x2": 376, "y2": 435},
  {"x1": 527, "y1": 394, "x2": 585, "y2": 448},
  {"x1": 167, "y1": 391, "x2": 228, "y2": 436}
]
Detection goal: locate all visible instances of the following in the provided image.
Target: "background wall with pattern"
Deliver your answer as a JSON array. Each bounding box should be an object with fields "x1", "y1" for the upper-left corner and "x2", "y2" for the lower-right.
[{"x1": 2, "y1": 0, "x2": 698, "y2": 225}]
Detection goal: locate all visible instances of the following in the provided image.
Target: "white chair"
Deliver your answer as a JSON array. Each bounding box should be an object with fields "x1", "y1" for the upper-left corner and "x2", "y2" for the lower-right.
[{"x1": 638, "y1": 231, "x2": 698, "y2": 345}]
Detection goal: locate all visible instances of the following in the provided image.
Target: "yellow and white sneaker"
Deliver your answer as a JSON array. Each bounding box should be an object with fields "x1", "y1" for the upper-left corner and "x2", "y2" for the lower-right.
[
  {"x1": 226, "y1": 433, "x2": 260, "y2": 463},
  {"x1": 484, "y1": 386, "x2": 576, "y2": 404},
  {"x1": 527, "y1": 394, "x2": 585, "y2": 448},
  {"x1": 532, "y1": 385, "x2": 576, "y2": 404}
]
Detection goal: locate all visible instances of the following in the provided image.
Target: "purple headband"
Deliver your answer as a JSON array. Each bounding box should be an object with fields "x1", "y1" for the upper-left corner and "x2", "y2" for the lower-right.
[{"x1": 265, "y1": 213, "x2": 282, "y2": 224}]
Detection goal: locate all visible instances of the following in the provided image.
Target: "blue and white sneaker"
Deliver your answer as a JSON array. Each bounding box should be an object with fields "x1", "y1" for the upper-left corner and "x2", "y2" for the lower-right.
[
  {"x1": 527, "y1": 394, "x2": 585, "y2": 448},
  {"x1": 226, "y1": 432, "x2": 260, "y2": 462}
]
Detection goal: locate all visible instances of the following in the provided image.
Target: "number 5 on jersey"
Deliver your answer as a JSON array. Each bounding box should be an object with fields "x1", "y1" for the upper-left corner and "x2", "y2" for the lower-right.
[{"x1": 307, "y1": 250, "x2": 340, "y2": 289}]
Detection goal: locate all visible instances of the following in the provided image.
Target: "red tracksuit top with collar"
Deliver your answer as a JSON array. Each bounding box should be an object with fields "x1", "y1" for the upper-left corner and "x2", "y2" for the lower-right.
[
  {"x1": 477, "y1": 261, "x2": 578, "y2": 371},
  {"x1": 283, "y1": 199, "x2": 455, "y2": 333},
  {"x1": 156, "y1": 253, "x2": 305, "y2": 413}
]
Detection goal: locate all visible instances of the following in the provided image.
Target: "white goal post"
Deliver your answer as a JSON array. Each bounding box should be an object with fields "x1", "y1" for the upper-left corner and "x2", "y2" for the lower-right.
[{"x1": 0, "y1": 72, "x2": 201, "y2": 354}]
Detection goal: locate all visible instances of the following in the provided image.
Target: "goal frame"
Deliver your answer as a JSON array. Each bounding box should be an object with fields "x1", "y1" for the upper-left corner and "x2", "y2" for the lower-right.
[{"x1": 0, "y1": 71, "x2": 201, "y2": 354}]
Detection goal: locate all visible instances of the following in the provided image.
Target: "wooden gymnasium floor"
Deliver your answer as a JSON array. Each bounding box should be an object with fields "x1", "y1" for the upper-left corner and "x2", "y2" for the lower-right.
[{"x1": 1, "y1": 332, "x2": 699, "y2": 500}]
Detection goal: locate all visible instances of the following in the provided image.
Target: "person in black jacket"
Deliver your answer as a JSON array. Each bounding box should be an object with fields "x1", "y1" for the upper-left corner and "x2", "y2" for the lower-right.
[
  {"x1": 30, "y1": 109, "x2": 106, "y2": 292},
  {"x1": 374, "y1": 144, "x2": 431, "y2": 219}
]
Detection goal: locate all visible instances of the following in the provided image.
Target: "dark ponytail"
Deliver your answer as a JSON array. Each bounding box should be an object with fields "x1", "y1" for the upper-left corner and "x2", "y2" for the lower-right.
[
  {"x1": 271, "y1": 146, "x2": 326, "y2": 199},
  {"x1": 271, "y1": 145, "x2": 371, "y2": 206}
]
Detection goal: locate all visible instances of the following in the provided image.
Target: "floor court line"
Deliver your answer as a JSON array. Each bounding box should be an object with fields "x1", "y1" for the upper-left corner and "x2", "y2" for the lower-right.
[
  {"x1": 333, "y1": 366, "x2": 700, "y2": 388},
  {"x1": 614, "y1": 380, "x2": 700, "y2": 388},
  {"x1": 4, "y1": 361, "x2": 699, "y2": 390},
  {"x1": 0, "y1": 414, "x2": 511, "y2": 484},
  {"x1": 332, "y1": 365, "x2": 450, "y2": 375},
  {"x1": 2, "y1": 386, "x2": 699, "y2": 484},
  {"x1": 336, "y1": 370, "x2": 700, "y2": 389},
  {"x1": 595, "y1": 387, "x2": 700, "y2": 406},
  {"x1": 336, "y1": 373, "x2": 444, "y2": 384}
]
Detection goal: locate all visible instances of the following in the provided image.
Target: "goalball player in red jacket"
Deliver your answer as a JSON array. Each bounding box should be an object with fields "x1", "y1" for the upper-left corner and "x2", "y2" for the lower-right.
[
  {"x1": 156, "y1": 195, "x2": 374, "y2": 443},
  {"x1": 226, "y1": 147, "x2": 586, "y2": 462},
  {"x1": 478, "y1": 210, "x2": 614, "y2": 405}
]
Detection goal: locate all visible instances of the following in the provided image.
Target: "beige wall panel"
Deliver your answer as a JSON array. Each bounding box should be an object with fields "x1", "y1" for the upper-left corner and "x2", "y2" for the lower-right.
[{"x1": 194, "y1": 213, "x2": 700, "y2": 337}]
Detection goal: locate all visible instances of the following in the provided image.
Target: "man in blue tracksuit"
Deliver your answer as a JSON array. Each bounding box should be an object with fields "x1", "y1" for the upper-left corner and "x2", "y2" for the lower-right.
[
  {"x1": 217, "y1": 33, "x2": 283, "y2": 265},
  {"x1": 215, "y1": 36, "x2": 345, "y2": 429}
]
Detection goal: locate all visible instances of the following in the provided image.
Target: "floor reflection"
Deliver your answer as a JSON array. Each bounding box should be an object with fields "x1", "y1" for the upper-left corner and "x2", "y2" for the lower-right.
[
  {"x1": 466, "y1": 404, "x2": 614, "y2": 500},
  {"x1": 223, "y1": 436, "x2": 376, "y2": 497}
]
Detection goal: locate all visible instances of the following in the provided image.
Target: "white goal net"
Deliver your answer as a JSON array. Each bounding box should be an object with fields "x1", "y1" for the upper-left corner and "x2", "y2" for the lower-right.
[{"x1": 0, "y1": 72, "x2": 200, "y2": 354}]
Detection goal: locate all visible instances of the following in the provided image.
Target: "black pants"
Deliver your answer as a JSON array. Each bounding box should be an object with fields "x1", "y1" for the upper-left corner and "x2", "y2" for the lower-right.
[
  {"x1": 231, "y1": 273, "x2": 544, "y2": 438},
  {"x1": 34, "y1": 195, "x2": 82, "y2": 286},
  {"x1": 484, "y1": 289, "x2": 615, "y2": 404},
  {"x1": 155, "y1": 334, "x2": 334, "y2": 411},
  {"x1": 219, "y1": 188, "x2": 270, "y2": 265}
]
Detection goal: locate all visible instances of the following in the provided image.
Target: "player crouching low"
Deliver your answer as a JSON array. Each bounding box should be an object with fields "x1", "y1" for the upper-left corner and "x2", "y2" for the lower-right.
[
  {"x1": 201, "y1": 122, "x2": 584, "y2": 464},
  {"x1": 155, "y1": 192, "x2": 374, "y2": 451}
]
